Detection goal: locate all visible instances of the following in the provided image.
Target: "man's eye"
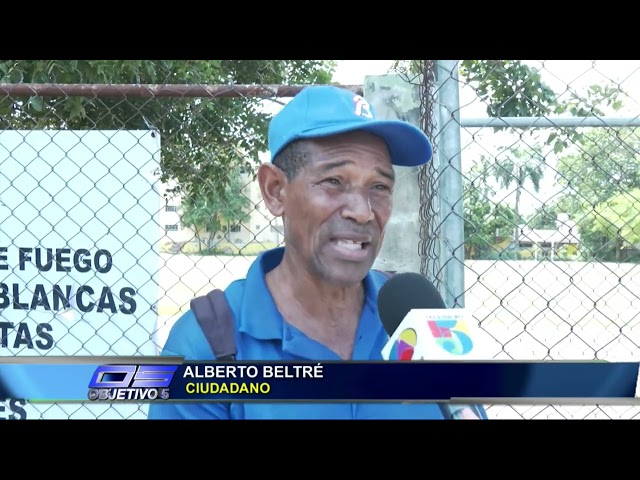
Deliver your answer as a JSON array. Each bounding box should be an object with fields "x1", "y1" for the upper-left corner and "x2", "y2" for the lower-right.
[{"x1": 324, "y1": 178, "x2": 340, "y2": 185}]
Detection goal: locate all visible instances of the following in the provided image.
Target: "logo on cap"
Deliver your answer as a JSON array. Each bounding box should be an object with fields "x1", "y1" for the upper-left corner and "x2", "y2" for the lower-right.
[{"x1": 353, "y1": 95, "x2": 373, "y2": 119}]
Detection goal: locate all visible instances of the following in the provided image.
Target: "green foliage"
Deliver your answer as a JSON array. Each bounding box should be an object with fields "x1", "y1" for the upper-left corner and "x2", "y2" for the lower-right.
[
  {"x1": 180, "y1": 169, "x2": 252, "y2": 251},
  {"x1": 527, "y1": 203, "x2": 562, "y2": 230},
  {"x1": 458, "y1": 61, "x2": 624, "y2": 156},
  {"x1": 590, "y1": 188, "x2": 640, "y2": 249},
  {"x1": 459, "y1": 60, "x2": 556, "y2": 118},
  {"x1": 551, "y1": 127, "x2": 640, "y2": 261},
  {"x1": 391, "y1": 60, "x2": 638, "y2": 261},
  {"x1": 460, "y1": 145, "x2": 545, "y2": 259},
  {"x1": 555, "y1": 127, "x2": 640, "y2": 211},
  {"x1": 492, "y1": 146, "x2": 544, "y2": 220},
  {"x1": 462, "y1": 157, "x2": 519, "y2": 259},
  {"x1": 0, "y1": 60, "x2": 336, "y2": 199},
  {"x1": 391, "y1": 60, "x2": 624, "y2": 156}
]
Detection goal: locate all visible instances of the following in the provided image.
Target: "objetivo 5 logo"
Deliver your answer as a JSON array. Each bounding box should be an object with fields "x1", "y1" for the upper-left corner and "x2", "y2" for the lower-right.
[{"x1": 87, "y1": 365, "x2": 178, "y2": 401}]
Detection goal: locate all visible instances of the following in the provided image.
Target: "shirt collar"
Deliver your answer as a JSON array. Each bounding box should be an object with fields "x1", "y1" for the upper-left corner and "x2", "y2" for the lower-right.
[{"x1": 237, "y1": 247, "x2": 384, "y2": 342}]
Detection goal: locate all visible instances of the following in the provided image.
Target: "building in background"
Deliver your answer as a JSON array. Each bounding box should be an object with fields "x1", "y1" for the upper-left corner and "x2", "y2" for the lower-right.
[
  {"x1": 517, "y1": 213, "x2": 581, "y2": 260},
  {"x1": 157, "y1": 171, "x2": 284, "y2": 254}
]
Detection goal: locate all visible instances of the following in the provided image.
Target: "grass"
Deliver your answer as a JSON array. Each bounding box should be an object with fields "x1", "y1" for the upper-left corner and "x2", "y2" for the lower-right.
[{"x1": 162, "y1": 241, "x2": 279, "y2": 256}]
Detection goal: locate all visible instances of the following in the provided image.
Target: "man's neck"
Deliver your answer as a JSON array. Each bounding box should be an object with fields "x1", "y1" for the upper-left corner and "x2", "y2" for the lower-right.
[{"x1": 265, "y1": 252, "x2": 366, "y2": 359}]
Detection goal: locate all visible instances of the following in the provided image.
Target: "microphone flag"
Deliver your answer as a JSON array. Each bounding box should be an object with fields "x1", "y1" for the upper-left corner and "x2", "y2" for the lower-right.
[
  {"x1": 381, "y1": 308, "x2": 491, "y2": 419},
  {"x1": 381, "y1": 308, "x2": 489, "y2": 361}
]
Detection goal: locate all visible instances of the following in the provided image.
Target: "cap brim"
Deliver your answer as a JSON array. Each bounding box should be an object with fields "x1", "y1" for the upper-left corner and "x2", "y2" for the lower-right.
[{"x1": 292, "y1": 120, "x2": 433, "y2": 167}]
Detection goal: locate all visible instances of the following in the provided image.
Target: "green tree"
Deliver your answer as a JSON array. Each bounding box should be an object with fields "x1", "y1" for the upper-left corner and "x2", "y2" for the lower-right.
[
  {"x1": 491, "y1": 146, "x2": 545, "y2": 244},
  {"x1": 458, "y1": 62, "x2": 623, "y2": 155},
  {"x1": 555, "y1": 127, "x2": 640, "y2": 213},
  {"x1": 180, "y1": 170, "x2": 251, "y2": 252},
  {"x1": 527, "y1": 203, "x2": 562, "y2": 230},
  {"x1": 391, "y1": 60, "x2": 623, "y2": 155},
  {"x1": 463, "y1": 157, "x2": 519, "y2": 259},
  {"x1": 587, "y1": 188, "x2": 640, "y2": 262},
  {"x1": 0, "y1": 60, "x2": 335, "y2": 199},
  {"x1": 454, "y1": 62, "x2": 624, "y2": 228},
  {"x1": 392, "y1": 60, "x2": 629, "y2": 262},
  {"x1": 553, "y1": 127, "x2": 640, "y2": 261},
  {"x1": 458, "y1": 60, "x2": 556, "y2": 117}
]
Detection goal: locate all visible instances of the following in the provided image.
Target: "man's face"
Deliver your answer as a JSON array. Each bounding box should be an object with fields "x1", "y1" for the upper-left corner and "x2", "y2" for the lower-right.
[{"x1": 281, "y1": 131, "x2": 395, "y2": 285}]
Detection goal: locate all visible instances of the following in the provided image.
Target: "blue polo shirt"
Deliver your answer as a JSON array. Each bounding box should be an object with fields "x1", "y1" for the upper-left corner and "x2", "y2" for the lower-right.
[{"x1": 148, "y1": 247, "x2": 480, "y2": 420}]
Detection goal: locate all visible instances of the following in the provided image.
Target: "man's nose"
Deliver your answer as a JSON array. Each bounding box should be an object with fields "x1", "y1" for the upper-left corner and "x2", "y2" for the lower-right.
[{"x1": 341, "y1": 191, "x2": 374, "y2": 224}]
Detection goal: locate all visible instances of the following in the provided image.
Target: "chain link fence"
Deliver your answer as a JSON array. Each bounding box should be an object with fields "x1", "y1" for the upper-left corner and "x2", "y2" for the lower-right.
[
  {"x1": 1, "y1": 60, "x2": 639, "y2": 419},
  {"x1": 408, "y1": 60, "x2": 640, "y2": 419},
  {"x1": 0, "y1": 60, "x2": 356, "y2": 419}
]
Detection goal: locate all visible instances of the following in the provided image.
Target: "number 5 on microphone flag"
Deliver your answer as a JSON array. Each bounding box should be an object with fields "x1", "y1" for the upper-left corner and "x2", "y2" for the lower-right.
[{"x1": 381, "y1": 309, "x2": 491, "y2": 361}]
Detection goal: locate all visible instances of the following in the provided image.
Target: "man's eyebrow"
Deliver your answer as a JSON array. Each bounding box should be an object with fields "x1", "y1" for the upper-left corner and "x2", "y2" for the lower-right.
[
  {"x1": 318, "y1": 160, "x2": 395, "y2": 182},
  {"x1": 375, "y1": 167, "x2": 395, "y2": 182},
  {"x1": 318, "y1": 160, "x2": 353, "y2": 172}
]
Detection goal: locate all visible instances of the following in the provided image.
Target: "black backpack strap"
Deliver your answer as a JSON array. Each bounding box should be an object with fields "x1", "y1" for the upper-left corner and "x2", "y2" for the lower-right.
[
  {"x1": 190, "y1": 272, "x2": 394, "y2": 360},
  {"x1": 190, "y1": 289, "x2": 237, "y2": 361}
]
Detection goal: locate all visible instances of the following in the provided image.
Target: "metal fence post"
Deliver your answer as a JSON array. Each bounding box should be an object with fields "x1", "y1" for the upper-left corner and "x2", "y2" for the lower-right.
[{"x1": 435, "y1": 60, "x2": 465, "y2": 308}]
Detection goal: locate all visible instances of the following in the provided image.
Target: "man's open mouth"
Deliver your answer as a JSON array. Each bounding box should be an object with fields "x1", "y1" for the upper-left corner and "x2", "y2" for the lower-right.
[{"x1": 331, "y1": 239, "x2": 371, "y2": 250}]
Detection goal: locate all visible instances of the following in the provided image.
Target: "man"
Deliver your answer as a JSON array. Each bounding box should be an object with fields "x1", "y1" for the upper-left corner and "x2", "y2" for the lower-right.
[{"x1": 148, "y1": 85, "x2": 487, "y2": 420}]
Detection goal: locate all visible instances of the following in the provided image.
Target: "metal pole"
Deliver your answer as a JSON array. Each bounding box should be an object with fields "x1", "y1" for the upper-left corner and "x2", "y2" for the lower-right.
[
  {"x1": 460, "y1": 116, "x2": 640, "y2": 129},
  {"x1": 0, "y1": 83, "x2": 364, "y2": 99},
  {"x1": 436, "y1": 60, "x2": 465, "y2": 309}
]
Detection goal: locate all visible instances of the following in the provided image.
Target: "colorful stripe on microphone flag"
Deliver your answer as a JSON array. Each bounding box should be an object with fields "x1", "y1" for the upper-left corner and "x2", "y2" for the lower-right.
[{"x1": 0, "y1": 358, "x2": 637, "y2": 403}]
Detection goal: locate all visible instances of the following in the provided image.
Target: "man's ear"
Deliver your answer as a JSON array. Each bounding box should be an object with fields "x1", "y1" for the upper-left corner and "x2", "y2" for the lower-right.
[{"x1": 258, "y1": 163, "x2": 287, "y2": 217}]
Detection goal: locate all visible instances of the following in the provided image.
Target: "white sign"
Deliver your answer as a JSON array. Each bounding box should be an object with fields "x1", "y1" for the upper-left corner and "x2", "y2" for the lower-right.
[
  {"x1": 0, "y1": 130, "x2": 163, "y2": 419},
  {"x1": 382, "y1": 309, "x2": 491, "y2": 361}
]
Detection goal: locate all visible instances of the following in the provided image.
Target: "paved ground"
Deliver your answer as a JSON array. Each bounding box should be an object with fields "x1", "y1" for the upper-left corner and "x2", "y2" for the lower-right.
[
  {"x1": 154, "y1": 255, "x2": 640, "y2": 360},
  {"x1": 150, "y1": 254, "x2": 640, "y2": 420}
]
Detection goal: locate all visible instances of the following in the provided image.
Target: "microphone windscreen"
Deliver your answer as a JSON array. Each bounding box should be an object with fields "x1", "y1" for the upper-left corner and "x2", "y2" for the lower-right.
[{"x1": 377, "y1": 272, "x2": 446, "y2": 336}]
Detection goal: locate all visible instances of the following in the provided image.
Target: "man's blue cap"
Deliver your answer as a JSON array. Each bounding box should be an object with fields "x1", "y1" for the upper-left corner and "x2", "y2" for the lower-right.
[{"x1": 268, "y1": 85, "x2": 433, "y2": 167}]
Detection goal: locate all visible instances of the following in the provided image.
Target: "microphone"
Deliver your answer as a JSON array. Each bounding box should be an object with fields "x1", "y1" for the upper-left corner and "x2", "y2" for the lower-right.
[
  {"x1": 378, "y1": 272, "x2": 446, "y2": 336},
  {"x1": 377, "y1": 272, "x2": 485, "y2": 420}
]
